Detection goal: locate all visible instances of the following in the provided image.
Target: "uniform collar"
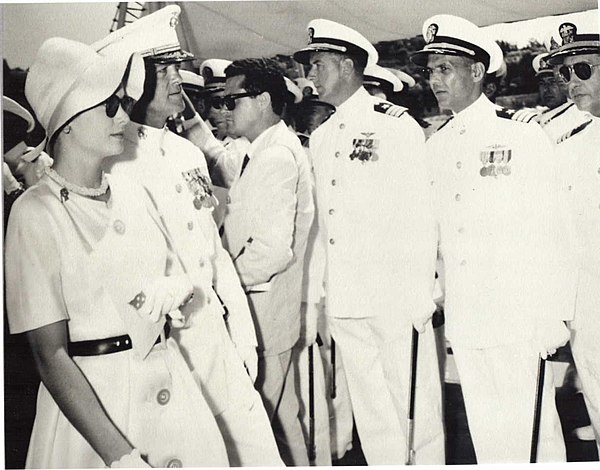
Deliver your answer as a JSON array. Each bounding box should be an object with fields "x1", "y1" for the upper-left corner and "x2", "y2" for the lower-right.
[
  {"x1": 452, "y1": 94, "x2": 495, "y2": 128},
  {"x1": 334, "y1": 86, "x2": 370, "y2": 119},
  {"x1": 124, "y1": 121, "x2": 168, "y2": 151}
]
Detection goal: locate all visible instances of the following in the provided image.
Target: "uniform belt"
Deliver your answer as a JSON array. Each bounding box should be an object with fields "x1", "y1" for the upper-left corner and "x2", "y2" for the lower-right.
[{"x1": 68, "y1": 325, "x2": 170, "y2": 357}]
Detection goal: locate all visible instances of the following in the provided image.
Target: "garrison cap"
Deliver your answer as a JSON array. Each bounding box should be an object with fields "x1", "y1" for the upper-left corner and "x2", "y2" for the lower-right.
[
  {"x1": 92, "y1": 5, "x2": 194, "y2": 64},
  {"x1": 546, "y1": 21, "x2": 599, "y2": 65},
  {"x1": 411, "y1": 14, "x2": 503, "y2": 73},
  {"x1": 293, "y1": 19, "x2": 378, "y2": 68}
]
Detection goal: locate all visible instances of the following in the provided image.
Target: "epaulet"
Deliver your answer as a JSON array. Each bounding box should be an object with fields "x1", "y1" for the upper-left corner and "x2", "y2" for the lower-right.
[
  {"x1": 373, "y1": 101, "x2": 408, "y2": 118},
  {"x1": 539, "y1": 102, "x2": 575, "y2": 127},
  {"x1": 495, "y1": 106, "x2": 539, "y2": 123},
  {"x1": 436, "y1": 115, "x2": 454, "y2": 132},
  {"x1": 556, "y1": 119, "x2": 593, "y2": 145}
]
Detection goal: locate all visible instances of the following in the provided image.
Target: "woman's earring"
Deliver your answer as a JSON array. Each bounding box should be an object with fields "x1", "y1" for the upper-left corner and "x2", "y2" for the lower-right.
[{"x1": 63, "y1": 125, "x2": 71, "y2": 134}]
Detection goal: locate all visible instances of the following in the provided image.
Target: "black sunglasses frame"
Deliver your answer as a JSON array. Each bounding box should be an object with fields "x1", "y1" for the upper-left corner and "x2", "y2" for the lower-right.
[
  {"x1": 105, "y1": 94, "x2": 136, "y2": 118},
  {"x1": 217, "y1": 92, "x2": 261, "y2": 111},
  {"x1": 558, "y1": 62, "x2": 600, "y2": 83}
]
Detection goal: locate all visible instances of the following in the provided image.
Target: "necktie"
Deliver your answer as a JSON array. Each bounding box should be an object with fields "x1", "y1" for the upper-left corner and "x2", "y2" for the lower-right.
[{"x1": 239, "y1": 154, "x2": 250, "y2": 178}]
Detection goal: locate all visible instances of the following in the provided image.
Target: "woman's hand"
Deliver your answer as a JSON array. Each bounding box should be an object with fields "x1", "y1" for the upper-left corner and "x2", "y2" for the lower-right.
[{"x1": 135, "y1": 275, "x2": 194, "y2": 323}]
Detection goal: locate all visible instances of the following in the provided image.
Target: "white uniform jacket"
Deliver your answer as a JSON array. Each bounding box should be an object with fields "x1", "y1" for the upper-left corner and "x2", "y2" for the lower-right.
[
  {"x1": 308, "y1": 86, "x2": 437, "y2": 321},
  {"x1": 426, "y1": 95, "x2": 576, "y2": 349},
  {"x1": 222, "y1": 120, "x2": 314, "y2": 355},
  {"x1": 555, "y1": 116, "x2": 600, "y2": 327},
  {"x1": 536, "y1": 100, "x2": 590, "y2": 144},
  {"x1": 106, "y1": 122, "x2": 256, "y2": 350}
]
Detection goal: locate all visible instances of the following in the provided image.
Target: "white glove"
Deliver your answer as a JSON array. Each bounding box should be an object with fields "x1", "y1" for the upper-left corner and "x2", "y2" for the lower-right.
[
  {"x1": 299, "y1": 301, "x2": 320, "y2": 348},
  {"x1": 410, "y1": 307, "x2": 434, "y2": 334},
  {"x1": 134, "y1": 275, "x2": 193, "y2": 323},
  {"x1": 109, "y1": 449, "x2": 151, "y2": 468},
  {"x1": 533, "y1": 320, "x2": 570, "y2": 360},
  {"x1": 17, "y1": 151, "x2": 53, "y2": 188},
  {"x1": 236, "y1": 344, "x2": 258, "y2": 383},
  {"x1": 3, "y1": 162, "x2": 22, "y2": 194}
]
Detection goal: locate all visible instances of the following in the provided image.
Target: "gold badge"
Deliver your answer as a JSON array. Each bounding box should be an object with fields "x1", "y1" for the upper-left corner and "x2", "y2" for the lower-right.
[{"x1": 425, "y1": 23, "x2": 438, "y2": 44}]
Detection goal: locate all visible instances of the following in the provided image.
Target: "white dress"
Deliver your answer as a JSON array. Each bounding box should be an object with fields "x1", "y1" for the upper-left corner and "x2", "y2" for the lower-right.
[{"x1": 5, "y1": 173, "x2": 229, "y2": 468}]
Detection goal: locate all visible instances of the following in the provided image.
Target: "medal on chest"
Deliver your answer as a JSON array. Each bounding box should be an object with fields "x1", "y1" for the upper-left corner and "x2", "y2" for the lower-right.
[
  {"x1": 181, "y1": 168, "x2": 215, "y2": 209},
  {"x1": 479, "y1": 144, "x2": 512, "y2": 177},
  {"x1": 349, "y1": 132, "x2": 379, "y2": 162}
]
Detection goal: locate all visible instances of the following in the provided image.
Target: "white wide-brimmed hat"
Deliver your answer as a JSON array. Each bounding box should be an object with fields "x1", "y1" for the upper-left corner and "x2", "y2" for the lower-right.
[{"x1": 25, "y1": 37, "x2": 144, "y2": 145}]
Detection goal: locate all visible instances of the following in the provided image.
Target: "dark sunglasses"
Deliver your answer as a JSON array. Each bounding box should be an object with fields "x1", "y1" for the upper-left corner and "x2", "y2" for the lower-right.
[
  {"x1": 104, "y1": 94, "x2": 136, "y2": 118},
  {"x1": 213, "y1": 92, "x2": 260, "y2": 111},
  {"x1": 558, "y1": 62, "x2": 600, "y2": 83}
]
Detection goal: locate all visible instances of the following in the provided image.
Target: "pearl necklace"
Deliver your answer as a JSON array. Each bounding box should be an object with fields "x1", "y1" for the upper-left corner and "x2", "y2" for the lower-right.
[{"x1": 44, "y1": 166, "x2": 109, "y2": 198}]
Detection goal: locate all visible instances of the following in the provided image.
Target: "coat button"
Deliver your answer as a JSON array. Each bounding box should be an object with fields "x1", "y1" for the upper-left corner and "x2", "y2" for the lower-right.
[
  {"x1": 331, "y1": 179, "x2": 336, "y2": 186},
  {"x1": 113, "y1": 219, "x2": 126, "y2": 235},
  {"x1": 187, "y1": 221, "x2": 194, "y2": 230},
  {"x1": 335, "y1": 151, "x2": 341, "y2": 158},
  {"x1": 199, "y1": 259, "x2": 205, "y2": 268},
  {"x1": 157, "y1": 389, "x2": 170, "y2": 405},
  {"x1": 137, "y1": 127, "x2": 147, "y2": 139},
  {"x1": 458, "y1": 227, "x2": 465, "y2": 234},
  {"x1": 459, "y1": 128, "x2": 466, "y2": 135},
  {"x1": 339, "y1": 123, "x2": 345, "y2": 130},
  {"x1": 226, "y1": 196, "x2": 231, "y2": 204},
  {"x1": 166, "y1": 458, "x2": 182, "y2": 467},
  {"x1": 460, "y1": 259, "x2": 467, "y2": 266},
  {"x1": 160, "y1": 148, "x2": 166, "y2": 157},
  {"x1": 456, "y1": 161, "x2": 462, "y2": 169},
  {"x1": 329, "y1": 238, "x2": 335, "y2": 245},
  {"x1": 175, "y1": 184, "x2": 182, "y2": 193},
  {"x1": 455, "y1": 193, "x2": 461, "y2": 202},
  {"x1": 568, "y1": 185, "x2": 572, "y2": 191},
  {"x1": 328, "y1": 208, "x2": 335, "y2": 215}
]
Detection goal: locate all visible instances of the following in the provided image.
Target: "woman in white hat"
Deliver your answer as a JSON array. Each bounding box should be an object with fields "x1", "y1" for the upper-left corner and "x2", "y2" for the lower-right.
[{"x1": 4, "y1": 38, "x2": 228, "y2": 468}]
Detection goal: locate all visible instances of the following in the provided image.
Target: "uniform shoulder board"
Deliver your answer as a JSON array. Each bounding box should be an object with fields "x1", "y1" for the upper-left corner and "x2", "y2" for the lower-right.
[
  {"x1": 539, "y1": 102, "x2": 574, "y2": 127},
  {"x1": 374, "y1": 101, "x2": 408, "y2": 118},
  {"x1": 495, "y1": 106, "x2": 539, "y2": 123},
  {"x1": 556, "y1": 119, "x2": 593, "y2": 145},
  {"x1": 436, "y1": 115, "x2": 454, "y2": 132}
]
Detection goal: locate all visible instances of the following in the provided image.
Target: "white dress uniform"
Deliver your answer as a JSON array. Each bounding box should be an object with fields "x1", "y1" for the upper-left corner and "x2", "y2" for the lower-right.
[
  {"x1": 309, "y1": 86, "x2": 444, "y2": 465},
  {"x1": 222, "y1": 120, "x2": 314, "y2": 466},
  {"x1": 555, "y1": 116, "x2": 600, "y2": 449},
  {"x1": 106, "y1": 122, "x2": 283, "y2": 466},
  {"x1": 5, "y1": 174, "x2": 229, "y2": 468},
  {"x1": 537, "y1": 100, "x2": 590, "y2": 143},
  {"x1": 426, "y1": 94, "x2": 576, "y2": 463}
]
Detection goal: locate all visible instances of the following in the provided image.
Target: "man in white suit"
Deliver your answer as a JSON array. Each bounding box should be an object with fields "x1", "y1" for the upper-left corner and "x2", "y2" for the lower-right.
[{"x1": 219, "y1": 57, "x2": 315, "y2": 466}]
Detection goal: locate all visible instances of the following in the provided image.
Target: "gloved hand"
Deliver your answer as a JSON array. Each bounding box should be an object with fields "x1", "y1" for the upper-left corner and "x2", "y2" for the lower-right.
[
  {"x1": 133, "y1": 275, "x2": 193, "y2": 323},
  {"x1": 3, "y1": 162, "x2": 23, "y2": 194},
  {"x1": 17, "y1": 151, "x2": 53, "y2": 188},
  {"x1": 533, "y1": 319, "x2": 570, "y2": 359},
  {"x1": 236, "y1": 344, "x2": 258, "y2": 383},
  {"x1": 110, "y1": 449, "x2": 151, "y2": 468},
  {"x1": 410, "y1": 308, "x2": 434, "y2": 334},
  {"x1": 298, "y1": 300, "x2": 321, "y2": 348}
]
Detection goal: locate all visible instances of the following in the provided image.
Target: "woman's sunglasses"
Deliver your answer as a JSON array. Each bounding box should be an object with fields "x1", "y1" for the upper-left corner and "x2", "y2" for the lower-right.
[
  {"x1": 557, "y1": 62, "x2": 600, "y2": 83},
  {"x1": 210, "y1": 92, "x2": 260, "y2": 111},
  {"x1": 104, "y1": 94, "x2": 136, "y2": 118}
]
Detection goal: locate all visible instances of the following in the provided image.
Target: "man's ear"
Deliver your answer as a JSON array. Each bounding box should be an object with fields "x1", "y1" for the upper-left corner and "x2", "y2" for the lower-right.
[
  {"x1": 339, "y1": 57, "x2": 356, "y2": 78},
  {"x1": 472, "y1": 62, "x2": 487, "y2": 83},
  {"x1": 256, "y1": 90, "x2": 271, "y2": 110}
]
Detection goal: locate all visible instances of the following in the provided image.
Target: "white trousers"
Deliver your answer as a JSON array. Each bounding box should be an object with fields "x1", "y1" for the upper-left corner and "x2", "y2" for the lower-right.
[
  {"x1": 452, "y1": 342, "x2": 566, "y2": 463},
  {"x1": 329, "y1": 316, "x2": 445, "y2": 465}
]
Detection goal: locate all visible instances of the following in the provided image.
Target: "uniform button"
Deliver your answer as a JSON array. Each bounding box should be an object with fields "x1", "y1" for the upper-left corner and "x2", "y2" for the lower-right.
[
  {"x1": 199, "y1": 259, "x2": 205, "y2": 268},
  {"x1": 157, "y1": 389, "x2": 170, "y2": 405},
  {"x1": 597, "y1": 167, "x2": 600, "y2": 175},
  {"x1": 460, "y1": 259, "x2": 467, "y2": 266},
  {"x1": 430, "y1": 180, "x2": 435, "y2": 186},
  {"x1": 456, "y1": 161, "x2": 462, "y2": 169},
  {"x1": 160, "y1": 148, "x2": 166, "y2": 157},
  {"x1": 335, "y1": 151, "x2": 341, "y2": 158},
  {"x1": 187, "y1": 221, "x2": 194, "y2": 230},
  {"x1": 207, "y1": 297, "x2": 212, "y2": 305},
  {"x1": 458, "y1": 227, "x2": 465, "y2": 234},
  {"x1": 329, "y1": 238, "x2": 335, "y2": 245},
  {"x1": 339, "y1": 123, "x2": 345, "y2": 130},
  {"x1": 455, "y1": 193, "x2": 461, "y2": 202},
  {"x1": 459, "y1": 128, "x2": 466, "y2": 135},
  {"x1": 568, "y1": 185, "x2": 572, "y2": 191},
  {"x1": 113, "y1": 219, "x2": 126, "y2": 235},
  {"x1": 137, "y1": 127, "x2": 147, "y2": 139},
  {"x1": 328, "y1": 208, "x2": 335, "y2": 215},
  {"x1": 226, "y1": 196, "x2": 231, "y2": 204},
  {"x1": 175, "y1": 184, "x2": 182, "y2": 193},
  {"x1": 331, "y1": 179, "x2": 336, "y2": 186},
  {"x1": 166, "y1": 458, "x2": 182, "y2": 468}
]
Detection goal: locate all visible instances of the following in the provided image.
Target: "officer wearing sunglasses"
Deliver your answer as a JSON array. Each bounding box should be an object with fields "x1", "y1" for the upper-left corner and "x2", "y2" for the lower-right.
[{"x1": 546, "y1": 30, "x2": 600, "y2": 450}]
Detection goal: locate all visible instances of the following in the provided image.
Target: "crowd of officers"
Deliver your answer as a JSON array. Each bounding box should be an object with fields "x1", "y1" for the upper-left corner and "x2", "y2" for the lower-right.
[{"x1": 3, "y1": 4, "x2": 600, "y2": 467}]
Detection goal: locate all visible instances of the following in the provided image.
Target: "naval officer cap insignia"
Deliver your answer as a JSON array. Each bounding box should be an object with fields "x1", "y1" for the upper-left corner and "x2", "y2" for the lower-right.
[
  {"x1": 546, "y1": 24, "x2": 600, "y2": 66},
  {"x1": 293, "y1": 19, "x2": 379, "y2": 68},
  {"x1": 364, "y1": 65, "x2": 405, "y2": 93},
  {"x1": 411, "y1": 14, "x2": 504, "y2": 74},
  {"x1": 92, "y1": 5, "x2": 194, "y2": 64},
  {"x1": 200, "y1": 58, "x2": 232, "y2": 90}
]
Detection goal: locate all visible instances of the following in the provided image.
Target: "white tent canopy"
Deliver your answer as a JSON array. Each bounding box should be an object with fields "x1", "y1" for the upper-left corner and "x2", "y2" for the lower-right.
[{"x1": 146, "y1": 0, "x2": 599, "y2": 62}]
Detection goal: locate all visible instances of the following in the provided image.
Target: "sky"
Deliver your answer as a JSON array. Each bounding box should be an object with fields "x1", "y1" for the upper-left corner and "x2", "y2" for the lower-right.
[{"x1": 2, "y1": 2, "x2": 598, "y2": 70}]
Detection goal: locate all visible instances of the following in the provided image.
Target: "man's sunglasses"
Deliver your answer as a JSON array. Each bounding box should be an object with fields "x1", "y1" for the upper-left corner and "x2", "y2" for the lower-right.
[
  {"x1": 557, "y1": 62, "x2": 600, "y2": 83},
  {"x1": 211, "y1": 92, "x2": 260, "y2": 111},
  {"x1": 104, "y1": 94, "x2": 136, "y2": 118}
]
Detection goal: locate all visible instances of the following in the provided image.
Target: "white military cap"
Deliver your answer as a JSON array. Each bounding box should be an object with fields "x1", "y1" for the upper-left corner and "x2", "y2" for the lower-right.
[
  {"x1": 411, "y1": 14, "x2": 503, "y2": 74},
  {"x1": 293, "y1": 18, "x2": 378, "y2": 67},
  {"x1": 199, "y1": 58, "x2": 232, "y2": 88},
  {"x1": 532, "y1": 53, "x2": 553, "y2": 77},
  {"x1": 547, "y1": 21, "x2": 599, "y2": 65},
  {"x1": 25, "y1": 37, "x2": 144, "y2": 145},
  {"x1": 180, "y1": 70, "x2": 204, "y2": 90},
  {"x1": 364, "y1": 65, "x2": 407, "y2": 93},
  {"x1": 284, "y1": 77, "x2": 303, "y2": 104},
  {"x1": 92, "y1": 5, "x2": 194, "y2": 64},
  {"x1": 3, "y1": 96, "x2": 35, "y2": 133}
]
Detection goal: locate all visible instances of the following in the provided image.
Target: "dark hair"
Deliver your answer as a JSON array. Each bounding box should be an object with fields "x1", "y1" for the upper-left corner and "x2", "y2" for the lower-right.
[
  {"x1": 129, "y1": 58, "x2": 158, "y2": 124},
  {"x1": 225, "y1": 58, "x2": 287, "y2": 116}
]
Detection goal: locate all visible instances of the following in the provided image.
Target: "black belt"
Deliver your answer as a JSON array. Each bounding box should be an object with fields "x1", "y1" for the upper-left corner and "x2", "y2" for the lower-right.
[{"x1": 68, "y1": 326, "x2": 169, "y2": 357}]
